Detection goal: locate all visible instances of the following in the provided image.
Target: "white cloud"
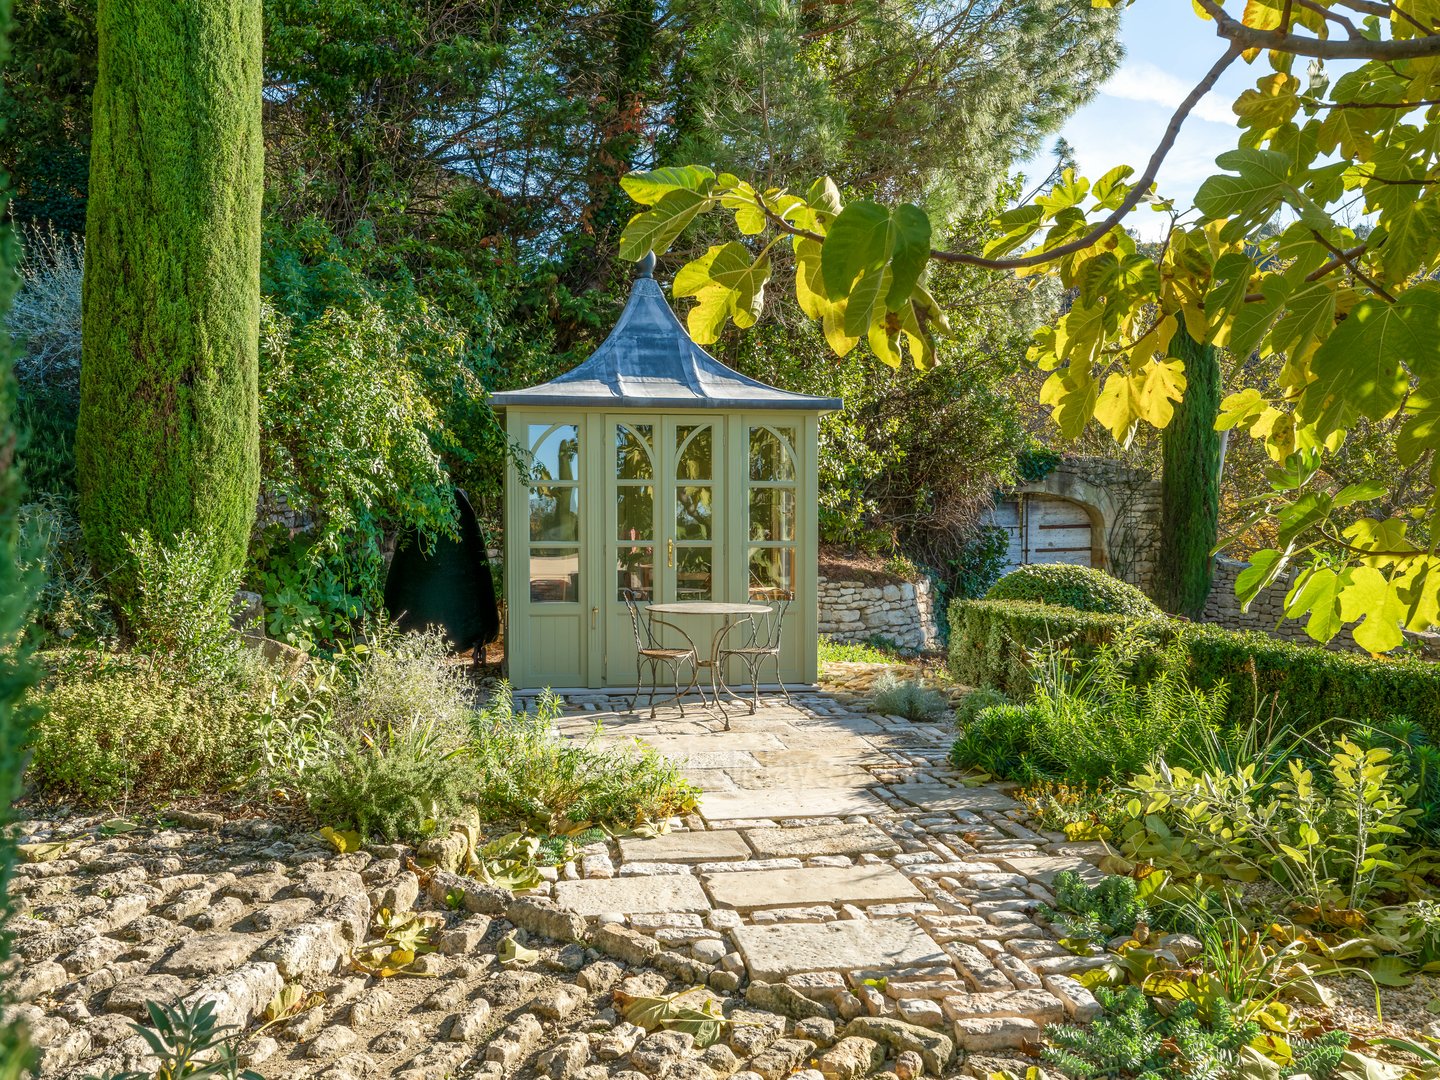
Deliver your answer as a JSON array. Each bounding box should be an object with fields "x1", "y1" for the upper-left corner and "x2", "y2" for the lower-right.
[{"x1": 1101, "y1": 61, "x2": 1235, "y2": 125}]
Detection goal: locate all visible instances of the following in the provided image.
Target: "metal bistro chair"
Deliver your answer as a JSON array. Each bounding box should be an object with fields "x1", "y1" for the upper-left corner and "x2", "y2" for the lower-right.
[
  {"x1": 621, "y1": 589, "x2": 702, "y2": 718},
  {"x1": 716, "y1": 592, "x2": 793, "y2": 716}
]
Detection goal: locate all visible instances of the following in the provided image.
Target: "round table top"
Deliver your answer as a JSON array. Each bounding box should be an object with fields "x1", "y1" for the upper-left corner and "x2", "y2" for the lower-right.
[{"x1": 646, "y1": 601, "x2": 772, "y2": 616}]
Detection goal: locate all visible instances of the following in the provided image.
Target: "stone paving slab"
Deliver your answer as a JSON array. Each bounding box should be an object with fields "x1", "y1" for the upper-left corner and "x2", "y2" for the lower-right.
[
  {"x1": 721, "y1": 766, "x2": 875, "y2": 791},
  {"x1": 993, "y1": 854, "x2": 1104, "y2": 885},
  {"x1": 553, "y1": 874, "x2": 711, "y2": 916},
  {"x1": 743, "y1": 823, "x2": 900, "y2": 859},
  {"x1": 888, "y1": 782, "x2": 1020, "y2": 811},
  {"x1": 698, "y1": 786, "x2": 885, "y2": 821},
  {"x1": 732, "y1": 918, "x2": 949, "y2": 981},
  {"x1": 617, "y1": 829, "x2": 753, "y2": 864},
  {"x1": 702, "y1": 865, "x2": 922, "y2": 910}
]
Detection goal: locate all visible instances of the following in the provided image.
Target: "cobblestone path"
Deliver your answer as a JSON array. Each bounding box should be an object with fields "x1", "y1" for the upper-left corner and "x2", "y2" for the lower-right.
[{"x1": 547, "y1": 688, "x2": 1109, "y2": 1051}]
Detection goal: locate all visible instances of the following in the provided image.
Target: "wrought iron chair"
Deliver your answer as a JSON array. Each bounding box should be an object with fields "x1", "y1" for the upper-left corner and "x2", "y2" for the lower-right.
[
  {"x1": 715, "y1": 593, "x2": 793, "y2": 716},
  {"x1": 621, "y1": 589, "x2": 702, "y2": 718}
]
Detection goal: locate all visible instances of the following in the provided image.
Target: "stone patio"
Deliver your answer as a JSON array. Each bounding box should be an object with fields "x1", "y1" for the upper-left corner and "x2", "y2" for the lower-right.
[{"x1": 541, "y1": 687, "x2": 1109, "y2": 1046}]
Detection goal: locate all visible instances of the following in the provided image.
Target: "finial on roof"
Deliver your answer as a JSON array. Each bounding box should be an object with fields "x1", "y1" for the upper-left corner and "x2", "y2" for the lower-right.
[{"x1": 638, "y1": 251, "x2": 656, "y2": 278}]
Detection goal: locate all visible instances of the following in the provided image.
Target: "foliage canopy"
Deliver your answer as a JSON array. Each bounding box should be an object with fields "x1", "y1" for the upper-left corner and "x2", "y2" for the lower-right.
[{"x1": 621, "y1": 0, "x2": 1440, "y2": 653}]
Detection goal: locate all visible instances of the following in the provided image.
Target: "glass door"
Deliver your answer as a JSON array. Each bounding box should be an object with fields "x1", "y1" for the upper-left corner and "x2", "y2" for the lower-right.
[
  {"x1": 517, "y1": 419, "x2": 588, "y2": 686},
  {"x1": 604, "y1": 417, "x2": 721, "y2": 685}
]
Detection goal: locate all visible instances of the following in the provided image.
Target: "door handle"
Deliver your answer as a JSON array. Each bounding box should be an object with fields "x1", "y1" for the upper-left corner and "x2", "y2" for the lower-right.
[
  {"x1": 667, "y1": 539, "x2": 675, "y2": 568},
  {"x1": 591, "y1": 606, "x2": 598, "y2": 629}
]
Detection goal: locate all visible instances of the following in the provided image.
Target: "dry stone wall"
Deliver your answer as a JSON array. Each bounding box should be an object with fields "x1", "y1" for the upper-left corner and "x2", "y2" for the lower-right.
[
  {"x1": 1202, "y1": 555, "x2": 1440, "y2": 658},
  {"x1": 817, "y1": 576, "x2": 941, "y2": 653}
]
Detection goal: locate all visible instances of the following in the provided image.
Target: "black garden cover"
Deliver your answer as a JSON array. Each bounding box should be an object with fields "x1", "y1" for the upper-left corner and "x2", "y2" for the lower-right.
[{"x1": 383, "y1": 488, "x2": 499, "y2": 652}]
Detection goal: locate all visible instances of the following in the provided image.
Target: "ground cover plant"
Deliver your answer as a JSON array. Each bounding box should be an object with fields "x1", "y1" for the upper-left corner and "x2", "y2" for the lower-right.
[{"x1": 818, "y1": 634, "x2": 906, "y2": 664}]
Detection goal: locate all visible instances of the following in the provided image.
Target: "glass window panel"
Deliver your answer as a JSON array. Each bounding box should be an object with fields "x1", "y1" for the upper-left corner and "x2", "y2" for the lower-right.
[
  {"x1": 675, "y1": 486, "x2": 712, "y2": 540},
  {"x1": 749, "y1": 488, "x2": 795, "y2": 542},
  {"x1": 675, "y1": 547, "x2": 713, "y2": 601},
  {"x1": 529, "y1": 485, "x2": 579, "y2": 541},
  {"x1": 616, "y1": 546, "x2": 655, "y2": 601},
  {"x1": 675, "y1": 425, "x2": 712, "y2": 481},
  {"x1": 530, "y1": 547, "x2": 580, "y2": 603},
  {"x1": 529, "y1": 424, "x2": 580, "y2": 482},
  {"x1": 617, "y1": 485, "x2": 653, "y2": 541},
  {"x1": 616, "y1": 424, "x2": 654, "y2": 480},
  {"x1": 749, "y1": 426, "x2": 796, "y2": 481},
  {"x1": 749, "y1": 546, "x2": 795, "y2": 599}
]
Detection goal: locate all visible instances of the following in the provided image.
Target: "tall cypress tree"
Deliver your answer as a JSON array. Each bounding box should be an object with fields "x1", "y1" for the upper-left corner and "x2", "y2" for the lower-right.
[
  {"x1": 76, "y1": 0, "x2": 262, "y2": 586},
  {"x1": 1156, "y1": 326, "x2": 1222, "y2": 618}
]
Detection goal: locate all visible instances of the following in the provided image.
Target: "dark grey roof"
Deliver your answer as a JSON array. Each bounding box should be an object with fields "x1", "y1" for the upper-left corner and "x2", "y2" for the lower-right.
[{"x1": 491, "y1": 259, "x2": 842, "y2": 412}]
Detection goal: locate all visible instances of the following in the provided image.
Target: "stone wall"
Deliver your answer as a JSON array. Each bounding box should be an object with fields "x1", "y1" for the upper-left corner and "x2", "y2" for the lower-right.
[
  {"x1": 1202, "y1": 555, "x2": 1440, "y2": 658},
  {"x1": 1201, "y1": 555, "x2": 1314, "y2": 644},
  {"x1": 816, "y1": 574, "x2": 941, "y2": 653}
]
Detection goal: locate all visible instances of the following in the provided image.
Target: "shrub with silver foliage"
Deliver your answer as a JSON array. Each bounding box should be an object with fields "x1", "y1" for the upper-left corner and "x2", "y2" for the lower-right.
[{"x1": 8, "y1": 227, "x2": 83, "y2": 391}]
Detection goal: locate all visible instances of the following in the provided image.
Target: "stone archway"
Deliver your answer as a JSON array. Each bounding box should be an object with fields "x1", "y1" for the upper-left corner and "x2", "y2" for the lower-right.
[{"x1": 982, "y1": 457, "x2": 1161, "y2": 595}]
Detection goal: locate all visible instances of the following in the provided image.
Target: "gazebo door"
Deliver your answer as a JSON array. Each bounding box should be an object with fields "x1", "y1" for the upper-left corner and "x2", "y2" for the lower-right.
[{"x1": 604, "y1": 416, "x2": 722, "y2": 685}]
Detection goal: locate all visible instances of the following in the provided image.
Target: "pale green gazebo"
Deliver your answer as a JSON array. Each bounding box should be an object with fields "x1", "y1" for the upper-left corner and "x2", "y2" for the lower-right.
[{"x1": 492, "y1": 255, "x2": 841, "y2": 691}]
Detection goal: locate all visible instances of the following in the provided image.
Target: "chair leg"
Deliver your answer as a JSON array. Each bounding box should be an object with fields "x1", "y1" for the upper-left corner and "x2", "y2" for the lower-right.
[
  {"x1": 774, "y1": 652, "x2": 792, "y2": 706},
  {"x1": 647, "y1": 658, "x2": 661, "y2": 719},
  {"x1": 748, "y1": 656, "x2": 760, "y2": 715}
]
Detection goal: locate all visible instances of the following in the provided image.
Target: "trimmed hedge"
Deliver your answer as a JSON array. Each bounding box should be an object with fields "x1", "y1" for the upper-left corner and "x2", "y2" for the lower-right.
[
  {"x1": 948, "y1": 598, "x2": 1440, "y2": 734},
  {"x1": 986, "y1": 563, "x2": 1160, "y2": 617}
]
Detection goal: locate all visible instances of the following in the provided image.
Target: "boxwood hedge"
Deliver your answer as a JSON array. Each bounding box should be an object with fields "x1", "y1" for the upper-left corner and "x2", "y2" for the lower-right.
[{"x1": 948, "y1": 598, "x2": 1440, "y2": 735}]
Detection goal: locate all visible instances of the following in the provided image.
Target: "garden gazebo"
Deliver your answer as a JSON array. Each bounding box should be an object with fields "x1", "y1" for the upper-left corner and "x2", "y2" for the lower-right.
[{"x1": 493, "y1": 254, "x2": 841, "y2": 691}]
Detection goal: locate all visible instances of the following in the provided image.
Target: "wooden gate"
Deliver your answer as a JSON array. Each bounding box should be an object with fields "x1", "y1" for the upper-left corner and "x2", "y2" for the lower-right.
[{"x1": 982, "y1": 494, "x2": 1098, "y2": 573}]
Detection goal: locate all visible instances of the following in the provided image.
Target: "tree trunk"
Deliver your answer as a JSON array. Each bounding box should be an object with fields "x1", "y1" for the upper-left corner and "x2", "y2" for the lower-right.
[
  {"x1": 76, "y1": 0, "x2": 262, "y2": 587},
  {"x1": 1156, "y1": 326, "x2": 1222, "y2": 619}
]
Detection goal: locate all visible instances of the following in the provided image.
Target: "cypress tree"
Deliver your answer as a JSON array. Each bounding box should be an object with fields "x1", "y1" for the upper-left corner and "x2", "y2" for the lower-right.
[
  {"x1": 1156, "y1": 326, "x2": 1222, "y2": 619},
  {"x1": 76, "y1": 0, "x2": 262, "y2": 587}
]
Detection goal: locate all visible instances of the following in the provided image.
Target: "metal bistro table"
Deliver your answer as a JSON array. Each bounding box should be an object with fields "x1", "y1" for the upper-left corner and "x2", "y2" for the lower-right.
[{"x1": 644, "y1": 601, "x2": 772, "y2": 724}]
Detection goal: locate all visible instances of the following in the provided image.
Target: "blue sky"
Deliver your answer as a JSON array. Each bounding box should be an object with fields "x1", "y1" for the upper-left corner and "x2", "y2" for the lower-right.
[{"x1": 1022, "y1": 5, "x2": 1261, "y2": 235}]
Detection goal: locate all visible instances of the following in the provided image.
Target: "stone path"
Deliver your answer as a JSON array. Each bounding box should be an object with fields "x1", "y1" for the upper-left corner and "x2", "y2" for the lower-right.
[
  {"x1": 5, "y1": 680, "x2": 1107, "y2": 1080},
  {"x1": 543, "y1": 687, "x2": 1109, "y2": 1051}
]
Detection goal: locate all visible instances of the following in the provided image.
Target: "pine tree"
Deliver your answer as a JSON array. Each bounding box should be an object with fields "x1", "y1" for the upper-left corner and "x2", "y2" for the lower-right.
[
  {"x1": 75, "y1": 0, "x2": 262, "y2": 588},
  {"x1": 1156, "y1": 326, "x2": 1222, "y2": 619}
]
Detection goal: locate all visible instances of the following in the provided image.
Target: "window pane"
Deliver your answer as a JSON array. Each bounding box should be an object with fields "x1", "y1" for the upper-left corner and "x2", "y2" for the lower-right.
[
  {"x1": 749, "y1": 426, "x2": 796, "y2": 481},
  {"x1": 749, "y1": 488, "x2": 795, "y2": 542},
  {"x1": 530, "y1": 547, "x2": 580, "y2": 602},
  {"x1": 529, "y1": 424, "x2": 580, "y2": 482},
  {"x1": 675, "y1": 486, "x2": 712, "y2": 540},
  {"x1": 617, "y1": 485, "x2": 653, "y2": 541},
  {"x1": 749, "y1": 546, "x2": 794, "y2": 599},
  {"x1": 529, "y1": 485, "x2": 579, "y2": 541},
  {"x1": 617, "y1": 546, "x2": 654, "y2": 601},
  {"x1": 676, "y1": 547, "x2": 712, "y2": 601},
  {"x1": 616, "y1": 424, "x2": 654, "y2": 480},
  {"x1": 676, "y1": 425, "x2": 712, "y2": 481}
]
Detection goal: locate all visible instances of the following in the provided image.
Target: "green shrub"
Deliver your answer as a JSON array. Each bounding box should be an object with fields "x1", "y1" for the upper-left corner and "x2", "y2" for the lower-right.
[
  {"x1": 467, "y1": 683, "x2": 698, "y2": 829},
  {"x1": 299, "y1": 715, "x2": 475, "y2": 842},
  {"x1": 258, "y1": 629, "x2": 474, "y2": 841},
  {"x1": 869, "y1": 673, "x2": 948, "y2": 720},
  {"x1": 953, "y1": 686, "x2": 1008, "y2": 729},
  {"x1": 122, "y1": 528, "x2": 251, "y2": 685},
  {"x1": 20, "y1": 493, "x2": 117, "y2": 645},
  {"x1": 1042, "y1": 870, "x2": 1150, "y2": 942},
  {"x1": 951, "y1": 636, "x2": 1224, "y2": 786},
  {"x1": 986, "y1": 563, "x2": 1161, "y2": 616},
  {"x1": 28, "y1": 664, "x2": 261, "y2": 802},
  {"x1": 950, "y1": 703, "x2": 1037, "y2": 778},
  {"x1": 948, "y1": 598, "x2": 1440, "y2": 737}
]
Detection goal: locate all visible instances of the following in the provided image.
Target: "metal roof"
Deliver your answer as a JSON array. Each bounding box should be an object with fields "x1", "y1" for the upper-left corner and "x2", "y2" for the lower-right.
[{"x1": 490, "y1": 255, "x2": 843, "y2": 412}]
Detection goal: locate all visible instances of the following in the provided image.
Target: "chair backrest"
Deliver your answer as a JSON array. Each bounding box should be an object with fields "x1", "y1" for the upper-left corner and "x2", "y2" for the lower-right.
[
  {"x1": 746, "y1": 594, "x2": 791, "y2": 651},
  {"x1": 620, "y1": 589, "x2": 654, "y2": 650}
]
